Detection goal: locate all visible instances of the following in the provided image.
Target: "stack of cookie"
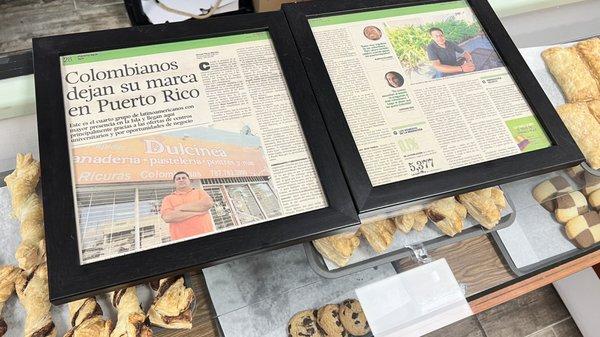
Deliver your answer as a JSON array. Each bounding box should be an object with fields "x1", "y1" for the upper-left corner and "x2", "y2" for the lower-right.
[
  {"x1": 542, "y1": 37, "x2": 600, "y2": 169},
  {"x1": 288, "y1": 299, "x2": 370, "y2": 337},
  {"x1": 532, "y1": 171, "x2": 600, "y2": 248}
]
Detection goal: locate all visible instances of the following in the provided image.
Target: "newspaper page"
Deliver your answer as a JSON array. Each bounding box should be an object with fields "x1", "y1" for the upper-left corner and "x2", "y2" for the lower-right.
[
  {"x1": 60, "y1": 32, "x2": 327, "y2": 264},
  {"x1": 309, "y1": 0, "x2": 551, "y2": 187}
]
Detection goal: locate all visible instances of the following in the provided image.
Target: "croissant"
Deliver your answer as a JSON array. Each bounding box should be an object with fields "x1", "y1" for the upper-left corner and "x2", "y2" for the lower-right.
[
  {"x1": 148, "y1": 277, "x2": 195, "y2": 329},
  {"x1": 426, "y1": 197, "x2": 467, "y2": 237},
  {"x1": 64, "y1": 297, "x2": 113, "y2": 337},
  {"x1": 313, "y1": 232, "x2": 360, "y2": 267},
  {"x1": 15, "y1": 263, "x2": 56, "y2": 337},
  {"x1": 110, "y1": 287, "x2": 152, "y2": 337},
  {"x1": 0, "y1": 265, "x2": 21, "y2": 337}
]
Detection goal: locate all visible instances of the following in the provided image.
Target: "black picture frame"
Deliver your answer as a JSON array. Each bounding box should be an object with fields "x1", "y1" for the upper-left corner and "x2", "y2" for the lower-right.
[
  {"x1": 33, "y1": 11, "x2": 358, "y2": 304},
  {"x1": 283, "y1": 0, "x2": 584, "y2": 216}
]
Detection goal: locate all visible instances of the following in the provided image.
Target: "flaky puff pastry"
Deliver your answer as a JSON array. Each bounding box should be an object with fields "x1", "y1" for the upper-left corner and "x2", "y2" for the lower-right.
[
  {"x1": 358, "y1": 219, "x2": 396, "y2": 253},
  {"x1": 426, "y1": 197, "x2": 467, "y2": 237},
  {"x1": 313, "y1": 232, "x2": 360, "y2": 267},
  {"x1": 556, "y1": 103, "x2": 600, "y2": 169},
  {"x1": 110, "y1": 288, "x2": 152, "y2": 337},
  {"x1": 587, "y1": 100, "x2": 600, "y2": 124},
  {"x1": 148, "y1": 277, "x2": 195, "y2": 329},
  {"x1": 576, "y1": 38, "x2": 600, "y2": 81},
  {"x1": 542, "y1": 46, "x2": 600, "y2": 102},
  {"x1": 15, "y1": 264, "x2": 56, "y2": 337},
  {"x1": 457, "y1": 187, "x2": 506, "y2": 229},
  {"x1": 64, "y1": 298, "x2": 113, "y2": 337},
  {"x1": 0, "y1": 266, "x2": 21, "y2": 337},
  {"x1": 393, "y1": 211, "x2": 428, "y2": 233}
]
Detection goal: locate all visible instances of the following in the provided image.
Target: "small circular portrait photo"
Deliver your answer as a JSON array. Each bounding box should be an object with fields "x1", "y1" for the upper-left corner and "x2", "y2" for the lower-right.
[
  {"x1": 385, "y1": 71, "x2": 404, "y2": 88},
  {"x1": 363, "y1": 26, "x2": 382, "y2": 41}
]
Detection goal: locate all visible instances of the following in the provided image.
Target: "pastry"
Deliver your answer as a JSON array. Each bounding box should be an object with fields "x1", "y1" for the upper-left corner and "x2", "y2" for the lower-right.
[
  {"x1": 316, "y1": 304, "x2": 346, "y2": 337},
  {"x1": 15, "y1": 264, "x2": 56, "y2": 337},
  {"x1": 148, "y1": 276, "x2": 195, "y2": 329},
  {"x1": 556, "y1": 103, "x2": 600, "y2": 169},
  {"x1": 587, "y1": 100, "x2": 600, "y2": 124},
  {"x1": 313, "y1": 232, "x2": 360, "y2": 267},
  {"x1": 576, "y1": 38, "x2": 600, "y2": 81},
  {"x1": 555, "y1": 191, "x2": 589, "y2": 224},
  {"x1": 589, "y1": 190, "x2": 600, "y2": 210},
  {"x1": 532, "y1": 176, "x2": 573, "y2": 211},
  {"x1": 358, "y1": 219, "x2": 396, "y2": 253},
  {"x1": 566, "y1": 165, "x2": 585, "y2": 184},
  {"x1": 541, "y1": 46, "x2": 600, "y2": 102},
  {"x1": 110, "y1": 287, "x2": 152, "y2": 337},
  {"x1": 565, "y1": 212, "x2": 600, "y2": 248},
  {"x1": 0, "y1": 266, "x2": 21, "y2": 337},
  {"x1": 583, "y1": 171, "x2": 600, "y2": 196},
  {"x1": 339, "y1": 299, "x2": 370, "y2": 336},
  {"x1": 5, "y1": 154, "x2": 55, "y2": 337},
  {"x1": 458, "y1": 187, "x2": 506, "y2": 229},
  {"x1": 393, "y1": 210, "x2": 428, "y2": 233},
  {"x1": 426, "y1": 197, "x2": 467, "y2": 237},
  {"x1": 288, "y1": 310, "x2": 322, "y2": 337},
  {"x1": 64, "y1": 297, "x2": 113, "y2": 337}
]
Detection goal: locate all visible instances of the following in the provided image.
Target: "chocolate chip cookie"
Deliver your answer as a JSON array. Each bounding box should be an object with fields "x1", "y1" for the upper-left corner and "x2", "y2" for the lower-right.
[
  {"x1": 339, "y1": 299, "x2": 370, "y2": 336},
  {"x1": 288, "y1": 310, "x2": 323, "y2": 337},
  {"x1": 317, "y1": 304, "x2": 347, "y2": 337}
]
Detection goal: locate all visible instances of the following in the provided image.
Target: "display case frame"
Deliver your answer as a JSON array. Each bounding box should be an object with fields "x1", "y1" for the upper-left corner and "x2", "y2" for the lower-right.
[
  {"x1": 33, "y1": 11, "x2": 358, "y2": 304},
  {"x1": 283, "y1": 0, "x2": 584, "y2": 215}
]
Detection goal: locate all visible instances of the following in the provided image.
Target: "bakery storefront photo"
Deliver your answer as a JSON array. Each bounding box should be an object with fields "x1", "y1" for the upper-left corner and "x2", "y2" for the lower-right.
[{"x1": 1, "y1": 0, "x2": 600, "y2": 337}]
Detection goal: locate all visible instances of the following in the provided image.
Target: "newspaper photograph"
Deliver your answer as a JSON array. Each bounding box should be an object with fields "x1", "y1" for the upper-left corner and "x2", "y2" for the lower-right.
[
  {"x1": 310, "y1": 0, "x2": 552, "y2": 186},
  {"x1": 60, "y1": 32, "x2": 327, "y2": 264}
]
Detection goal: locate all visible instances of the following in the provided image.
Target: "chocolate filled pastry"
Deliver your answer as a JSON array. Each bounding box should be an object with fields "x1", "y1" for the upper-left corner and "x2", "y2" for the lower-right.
[
  {"x1": 148, "y1": 276, "x2": 195, "y2": 329},
  {"x1": 313, "y1": 232, "x2": 360, "y2": 267},
  {"x1": 576, "y1": 38, "x2": 600, "y2": 81},
  {"x1": 555, "y1": 191, "x2": 589, "y2": 224},
  {"x1": 393, "y1": 210, "x2": 428, "y2": 233},
  {"x1": 541, "y1": 46, "x2": 600, "y2": 102},
  {"x1": 458, "y1": 187, "x2": 506, "y2": 229},
  {"x1": 532, "y1": 176, "x2": 573, "y2": 212},
  {"x1": 15, "y1": 264, "x2": 56, "y2": 337},
  {"x1": 64, "y1": 297, "x2": 113, "y2": 337},
  {"x1": 0, "y1": 265, "x2": 21, "y2": 337},
  {"x1": 358, "y1": 219, "x2": 396, "y2": 254},
  {"x1": 110, "y1": 287, "x2": 152, "y2": 337},
  {"x1": 556, "y1": 103, "x2": 600, "y2": 169},
  {"x1": 426, "y1": 197, "x2": 467, "y2": 237},
  {"x1": 565, "y1": 212, "x2": 600, "y2": 248}
]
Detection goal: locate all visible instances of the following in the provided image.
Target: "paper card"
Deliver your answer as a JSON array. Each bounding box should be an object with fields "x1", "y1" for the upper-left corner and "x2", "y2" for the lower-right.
[{"x1": 356, "y1": 259, "x2": 472, "y2": 337}]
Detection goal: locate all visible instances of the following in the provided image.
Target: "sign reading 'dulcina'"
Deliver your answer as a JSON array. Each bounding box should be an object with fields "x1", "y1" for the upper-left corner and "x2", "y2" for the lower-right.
[{"x1": 144, "y1": 140, "x2": 228, "y2": 157}]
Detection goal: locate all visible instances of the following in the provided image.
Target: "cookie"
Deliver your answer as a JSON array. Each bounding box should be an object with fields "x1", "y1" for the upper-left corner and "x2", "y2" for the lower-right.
[
  {"x1": 532, "y1": 176, "x2": 572, "y2": 211},
  {"x1": 555, "y1": 191, "x2": 589, "y2": 223},
  {"x1": 316, "y1": 304, "x2": 346, "y2": 337},
  {"x1": 583, "y1": 171, "x2": 600, "y2": 196},
  {"x1": 566, "y1": 165, "x2": 585, "y2": 184},
  {"x1": 339, "y1": 299, "x2": 370, "y2": 336},
  {"x1": 565, "y1": 212, "x2": 600, "y2": 248},
  {"x1": 589, "y1": 189, "x2": 600, "y2": 210},
  {"x1": 288, "y1": 310, "x2": 323, "y2": 337}
]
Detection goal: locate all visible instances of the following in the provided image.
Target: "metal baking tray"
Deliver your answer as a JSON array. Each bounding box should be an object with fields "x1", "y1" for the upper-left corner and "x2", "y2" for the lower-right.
[{"x1": 305, "y1": 194, "x2": 517, "y2": 279}]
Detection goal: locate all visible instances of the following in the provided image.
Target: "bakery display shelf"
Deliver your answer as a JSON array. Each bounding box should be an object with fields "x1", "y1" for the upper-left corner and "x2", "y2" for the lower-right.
[
  {"x1": 305, "y1": 194, "x2": 517, "y2": 279},
  {"x1": 581, "y1": 162, "x2": 600, "y2": 178},
  {"x1": 491, "y1": 230, "x2": 599, "y2": 276}
]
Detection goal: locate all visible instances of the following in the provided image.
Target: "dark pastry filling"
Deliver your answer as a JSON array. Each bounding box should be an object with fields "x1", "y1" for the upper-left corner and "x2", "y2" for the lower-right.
[
  {"x1": 0, "y1": 318, "x2": 7, "y2": 336},
  {"x1": 71, "y1": 299, "x2": 103, "y2": 327},
  {"x1": 112, "y1": 289, "x2": 126, "y2": 307},
  {"x1": 31, "y1": 321, "x2": 55, "y2": 337},
  {"x1": 427, "y1": 211, "x2": 445, "y2": 222},
  {"x1": 162, "y1": 309, "x2": 192, "y2": 324},
  {"x1": 21, "y1": 265, "x2": 39, "y2": 292},
  {"x1": 157, "y1": 276, "x2": 179, "y2": 298},
  {"x1": 149, "y1": 280, "x2": 160, "y2": 291}
]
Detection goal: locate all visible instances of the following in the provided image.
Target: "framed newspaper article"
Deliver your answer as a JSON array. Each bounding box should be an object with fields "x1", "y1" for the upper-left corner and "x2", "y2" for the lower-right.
[
  {"x1": 284, "y1": 0, "x2": 584, "y2": 215},
  {"x1": 33, "y1": 11, "x2": 357, "y2": 303}
]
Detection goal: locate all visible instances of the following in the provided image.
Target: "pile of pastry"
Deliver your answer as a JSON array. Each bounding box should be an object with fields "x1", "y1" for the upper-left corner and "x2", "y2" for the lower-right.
[
  {"x1": 314, "y1": 187, "x2": 507, "y2": 267},
  {"x1": 0, "y1": 154, "x2": 195, "y2": 337},
  {"x1": 533, "y1": 166, "x2": 600, "y2": 248},
  {"x1": 542, "y1": 37, "x2": 600, "y2": 169},
  {"x1": 288, "y1": 299, "x2": 369, "y2": 337}
]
